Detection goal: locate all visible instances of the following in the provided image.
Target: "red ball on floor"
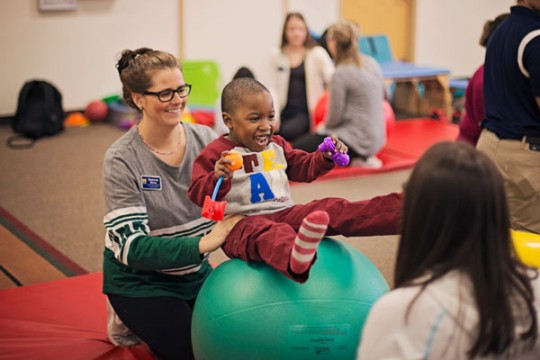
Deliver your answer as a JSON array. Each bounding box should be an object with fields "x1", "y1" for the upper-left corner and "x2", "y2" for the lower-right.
[{"x1": 84, "y1": 100, "x2": 108, "y2": 122}]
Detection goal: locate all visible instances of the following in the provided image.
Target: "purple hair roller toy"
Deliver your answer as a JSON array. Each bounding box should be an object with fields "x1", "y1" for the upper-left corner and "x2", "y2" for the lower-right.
[{"x1": 317, "y1": 137, "x2": 350, "y2": 167}]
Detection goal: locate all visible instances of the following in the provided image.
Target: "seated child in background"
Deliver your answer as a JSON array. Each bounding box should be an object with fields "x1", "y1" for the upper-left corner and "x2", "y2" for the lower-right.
[{"x1": 188, "y1": 78, "x2": 402, "y2": 283}]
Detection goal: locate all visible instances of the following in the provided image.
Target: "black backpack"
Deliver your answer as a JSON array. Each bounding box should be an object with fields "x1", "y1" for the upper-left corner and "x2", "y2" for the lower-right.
[{"x1": 7, "y1": 80, "x2": 65, "y2": 149}]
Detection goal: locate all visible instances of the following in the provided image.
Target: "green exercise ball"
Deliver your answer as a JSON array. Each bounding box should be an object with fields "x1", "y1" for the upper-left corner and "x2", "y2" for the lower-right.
[{"x1": 192, "y1": 237, "x2": 389, "y2": 360}]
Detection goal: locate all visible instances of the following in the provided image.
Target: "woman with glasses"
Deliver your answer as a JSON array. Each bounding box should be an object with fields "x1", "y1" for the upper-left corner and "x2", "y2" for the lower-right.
[{"x1": 102, "y1": 47, "x2": 242, "y2": 359}]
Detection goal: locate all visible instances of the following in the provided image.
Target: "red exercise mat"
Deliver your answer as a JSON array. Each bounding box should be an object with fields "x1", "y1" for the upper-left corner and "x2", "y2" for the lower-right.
[
  {"x1": 0, "y1": 273, "x2": 155, "y2": 360},
  {"x1": 315, "y1": 119, "x2": 458, "y2": 182}
]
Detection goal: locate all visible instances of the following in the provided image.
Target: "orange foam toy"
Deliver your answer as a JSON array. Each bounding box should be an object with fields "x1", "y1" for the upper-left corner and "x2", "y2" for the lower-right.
[{"x1": 225, "y1": 152, "x2": 243, "y2": 171}]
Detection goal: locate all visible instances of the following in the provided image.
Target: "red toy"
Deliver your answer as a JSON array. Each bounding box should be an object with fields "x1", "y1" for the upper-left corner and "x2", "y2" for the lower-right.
[
  {"x1": 201, "y1": 153, "x2": 243, "y2": 220},
  {"x1": 84, "y1": 100, "x2": 108, "y2": 122},
  {"x1": 382, "y1": 100, "x2": 396, "y2": 139},
  {"x1": 201, "y1": 177, "x2": 227, "y2": 220},
  {"x1": 313, "y1": 91, "x2": 329, "y2": 127}
]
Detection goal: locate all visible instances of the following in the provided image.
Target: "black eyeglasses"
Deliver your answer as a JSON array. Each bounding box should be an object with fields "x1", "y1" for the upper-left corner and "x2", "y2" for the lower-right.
[{"x1": 143, "y1": 84, "x2": 192, "y2": 102}]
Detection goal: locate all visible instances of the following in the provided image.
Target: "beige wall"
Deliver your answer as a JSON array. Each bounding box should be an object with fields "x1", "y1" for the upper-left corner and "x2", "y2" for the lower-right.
[
  {"x1": 0, "y1": 0, "x2": 516, "y2": 116},
  {"x1": 415, "y1": 0, "x2": 513, "y2": 77},
  {"x1": 182, "y1": 0, "x2": 339, "y2": 92},
  {"x1": 0, "y1": 0, "x2": 179, "y2": 116}
]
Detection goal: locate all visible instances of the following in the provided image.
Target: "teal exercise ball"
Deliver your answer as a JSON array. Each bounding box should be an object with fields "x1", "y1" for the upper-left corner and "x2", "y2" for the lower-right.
[{"x1": 192, "y1": 238, "x2": 389, "y2": 360}]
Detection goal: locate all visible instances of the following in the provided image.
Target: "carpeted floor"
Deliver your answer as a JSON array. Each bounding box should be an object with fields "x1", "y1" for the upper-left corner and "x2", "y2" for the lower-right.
[
  {"x1": 0, "y1": 123, "x2": 122, "y2": 282},
  {"x1": 0, "y1": 119, "x2": 458, "y2": 289},
  {"x1": 0, "y1": 205, "x2": 87, "y2": 289}
]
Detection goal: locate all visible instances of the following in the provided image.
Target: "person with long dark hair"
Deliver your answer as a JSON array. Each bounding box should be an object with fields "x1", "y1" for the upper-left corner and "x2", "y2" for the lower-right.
[
  {"x1": 271, "y1": 12, "x2": 334, "y2": 142},
  {"x1": 358, "y1": 142, "x2": 539, "y2": 359}
]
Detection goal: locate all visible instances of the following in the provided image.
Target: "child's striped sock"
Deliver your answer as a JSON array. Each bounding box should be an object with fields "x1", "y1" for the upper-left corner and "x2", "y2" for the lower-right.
[{"x1": 290, "y1": 210, "x2": 329, "y2": 275}]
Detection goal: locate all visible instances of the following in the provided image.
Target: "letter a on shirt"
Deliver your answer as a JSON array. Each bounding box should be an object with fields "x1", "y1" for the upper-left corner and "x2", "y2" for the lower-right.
[{"x1": 249, "y1": 173, "x2": 275, "y2": 203}]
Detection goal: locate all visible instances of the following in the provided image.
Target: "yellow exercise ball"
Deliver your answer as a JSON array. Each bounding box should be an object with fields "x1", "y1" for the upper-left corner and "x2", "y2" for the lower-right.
[{"x1": 512, "y1": 230, "x2": 540, "y2": 268}]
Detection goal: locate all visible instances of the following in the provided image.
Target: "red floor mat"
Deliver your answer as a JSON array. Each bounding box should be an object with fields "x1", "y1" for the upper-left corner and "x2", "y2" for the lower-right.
[
  {"x1": 0, "y1": 273, "x2": 155, "y2": 360},
  {"x1": 384, "y1": 119, "x2": 459, "y2": 158},
  {"x1": 317, "y1": 118, "x2": 458, "y2": 181}
]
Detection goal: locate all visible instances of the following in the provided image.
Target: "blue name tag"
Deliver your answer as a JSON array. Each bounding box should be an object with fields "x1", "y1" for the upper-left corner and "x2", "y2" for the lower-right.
[{"x1": 141, "y1": 175, "x2": 162, "y2": 190}]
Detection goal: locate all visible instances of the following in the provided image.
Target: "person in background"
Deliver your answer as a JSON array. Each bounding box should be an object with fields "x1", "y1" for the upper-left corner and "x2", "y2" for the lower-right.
[
  {"x1": 102, "y1": 47, "x2": 242, "y2": 359},
  {"x1": 358, "y1": 141, "x2": 539, "y2": 359},
  {"x1": 272, "y1": 12, "x2": 335, "y2": 142},
  {"x1": 319, "y1": 23, "x2": 387, "y2": 100},
  {"x1": 457, "y1": 13, "x2": 509, "y2": 145},
  {"x1": 188, "y1": 77, "x2": 402, "y2": 284},
  {"x1": 294, "y1": 20, "x2": 386, "y2": 168},
  {"x1": 476, "y1": 0, "x2": 540, "y2": 234}
]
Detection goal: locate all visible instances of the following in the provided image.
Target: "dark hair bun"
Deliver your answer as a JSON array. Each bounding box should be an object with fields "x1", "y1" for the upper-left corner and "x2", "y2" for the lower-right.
[{"x1": 116, "y1": 47, "x2": 153, "y2": 74}]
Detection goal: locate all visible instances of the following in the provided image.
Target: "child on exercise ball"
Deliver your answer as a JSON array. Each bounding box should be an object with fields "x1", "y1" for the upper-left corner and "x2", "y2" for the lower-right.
[{"x1": 188, "y1": 78, "x2": 402, "y2": 283}]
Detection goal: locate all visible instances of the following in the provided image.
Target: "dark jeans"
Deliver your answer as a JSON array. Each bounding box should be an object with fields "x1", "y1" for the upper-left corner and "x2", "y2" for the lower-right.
[
  {"x1": 279, "y1": 112, "x2": 310, "y2": 142},
  {"x1": 108, "y1": 294, "x2": 196, "y2": 360}
]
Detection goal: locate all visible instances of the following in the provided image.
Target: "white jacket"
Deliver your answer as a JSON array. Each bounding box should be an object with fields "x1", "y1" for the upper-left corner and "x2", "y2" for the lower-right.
[
  {"x1": 358, "y1": 270, "x2": 540, "y2": 359},
  {"x1": 271, "y1": 46, "x2": 334, "y2": 122}
]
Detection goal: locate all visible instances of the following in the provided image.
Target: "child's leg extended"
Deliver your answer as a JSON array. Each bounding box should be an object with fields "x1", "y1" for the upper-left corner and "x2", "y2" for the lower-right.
[
  {"x1": 221, "y1": 214, "x2": 327, "y2": 283},
  {"x1": 278, "y1": 193, "x2": 402, "y2": 237},
  {"x1": 290, "y1": 210, "x2": 329, "y2": 275}
]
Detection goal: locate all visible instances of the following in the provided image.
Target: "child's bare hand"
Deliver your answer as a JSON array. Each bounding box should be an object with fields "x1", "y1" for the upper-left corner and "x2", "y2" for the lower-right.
[
  {"x1": 330, "y1": 135, "x2": 348, "y2": 154},
  {"x1": 199, "y1": 214, "x2": 244, "y2": 253},
  {"x1": 321, "y1": 135, "x2": 348, "y2": 161},
  {"x1": 214, "y1": 151, "x2": 235, "y2": 179}
]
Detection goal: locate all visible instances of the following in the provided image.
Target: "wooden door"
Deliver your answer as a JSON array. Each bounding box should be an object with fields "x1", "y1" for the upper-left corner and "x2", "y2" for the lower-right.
[{"x1": 341, "y1": 0, "x2": 415, "y2": 61}]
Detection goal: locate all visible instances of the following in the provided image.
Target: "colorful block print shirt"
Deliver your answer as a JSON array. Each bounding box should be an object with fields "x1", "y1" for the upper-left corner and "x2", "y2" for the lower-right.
[{"x1": 188, "y1": 134, "x2": 335, "y2": 215}]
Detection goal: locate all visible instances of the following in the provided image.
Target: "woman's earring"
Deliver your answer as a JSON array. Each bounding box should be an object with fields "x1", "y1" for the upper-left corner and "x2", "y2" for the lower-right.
[{"x1": 139, "y1": 106, "x2": 144, "y2": 111}]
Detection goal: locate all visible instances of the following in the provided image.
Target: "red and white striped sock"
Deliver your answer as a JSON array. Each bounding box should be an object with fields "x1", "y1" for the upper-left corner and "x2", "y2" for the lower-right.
[{"x1": 290, "y1": 210, "x2": 329, "y2": 275}]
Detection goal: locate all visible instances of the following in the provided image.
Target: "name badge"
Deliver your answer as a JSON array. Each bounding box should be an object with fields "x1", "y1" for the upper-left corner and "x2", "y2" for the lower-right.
[{"x1": 141, "y1": 175, "x2": 162, "y2": 190}]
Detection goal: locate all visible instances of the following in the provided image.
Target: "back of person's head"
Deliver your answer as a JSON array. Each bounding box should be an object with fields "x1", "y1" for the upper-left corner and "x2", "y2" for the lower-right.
[
  {"x1": 318, "y1": 28, "x2": 331, "y2": 57},
  {"x1": 397, "y1": 142, "x2": 510, "y2": 282},
  {"x1": 116, "y1": 48, "x2": 179, "y2": 110},
  {"x1": 479, "y1": 13, "x2": 510, "y2": 47},
  {"x1": 232, "y1": 66, "x2": 255, "y2": 80},
  {"x1": 327, "y1": 20, "x2": 362, "y2": 67},
  {"x1": 280, "y1": 12, "x2": 318, "y2": 49},
  {"x1": 396, "y1": 141, "x2": 538, "y2": 358},
  {"x1": 221, "y1": 77, "x2": 269, "y2": 115}
]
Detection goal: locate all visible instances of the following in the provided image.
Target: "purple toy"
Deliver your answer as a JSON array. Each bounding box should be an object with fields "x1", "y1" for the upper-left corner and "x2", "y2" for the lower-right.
[{"x1": 317, "y1": 137, "x2": 350, "y2": 167}]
